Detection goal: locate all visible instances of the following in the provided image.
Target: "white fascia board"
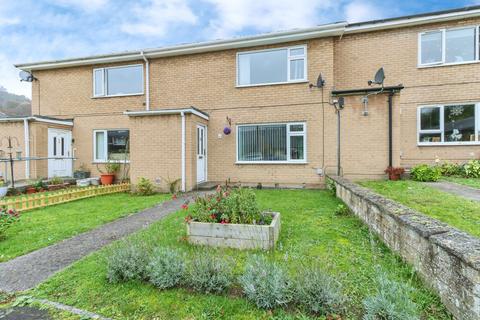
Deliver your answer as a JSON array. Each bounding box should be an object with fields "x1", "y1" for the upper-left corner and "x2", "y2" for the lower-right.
[
  {"x1": 0, "y1": 116, "x2": 73, "y2": 126},
  {"x1": 124, "y1": 109, "x2": 209, "y2": 121},
  {"x1": 15, "y1": 23, "x2": 346, "y2": 71},
  {"x1": 32, "y1": 117, "x2": 74, "y2": 126},
  {"x1": 345, "y1": 9, "x2": 480, "y2": 34}
]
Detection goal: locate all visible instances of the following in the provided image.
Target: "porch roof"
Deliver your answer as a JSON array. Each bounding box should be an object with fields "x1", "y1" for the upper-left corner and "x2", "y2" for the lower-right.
[
  {"x1": 0, "y1": 115, "x2": 73, "y2": 126},
  {"x1": 124, "y1": 107, "x2": 209, "y2": 121}
]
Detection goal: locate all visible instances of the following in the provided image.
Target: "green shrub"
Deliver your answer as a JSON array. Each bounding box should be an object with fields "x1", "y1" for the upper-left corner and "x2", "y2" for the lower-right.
[
  {"x1": 363, "y1": 271, "x2": 419, "y2": 320},
  {"x1": 294, "y1": 266, "x2": 345, "y2": 316},
  {"x1": 326, "y1": 178, "x2": 336, "y2": 196},
  {"x1": 106, "y1": 241, "x2": 150, "y2": 283},
  {"x1": 439, "y1": 162, "x2": 463, "y2": 177},
  {"x1": 463, "y1": 160, "x2": 480, "y2": 178},
  {"x1": 185, "y1": 253, "x2": 233, "y2": 294},
  {"x1": 410, "y1": 164, "x2": 441, "y2": 182},
  {"x1": 147, "y1": 247, "x2": 185, "y2": 289},
  {"x1": 334, "y1": 204, "x2": 350, "y2": 216},
  {"x1": 135, "y1": 177, "x2": 156, "y2": 196},
  {"x1": 0, "y1": 207, "x2": 20, "y2": 240},
  {"x1": 239, "y1": 255, "x2": 292, "y2": 309},
  {"x1": 188, "y1": 186, "x2": 272, "y2": 225},
  {"x1": 49, "y1": 176, "x2": 64, "y2": 185}
]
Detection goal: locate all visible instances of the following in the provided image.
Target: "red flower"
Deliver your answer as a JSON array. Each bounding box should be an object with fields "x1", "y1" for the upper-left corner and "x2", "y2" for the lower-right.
[
  {"x1": 181, "y1": 204, "x2": 189, "y2": 210},
  {"x1": 210, "y1": 214, "x2": 216, "y2": 220},
  {"x1": 220, "y1": 220, "x2": 228, "y2": 224},
  {"x1": 184, "y1": 215, "x2": 192, "y2": 223},
  {"x1": 172, "y1": 194, "x2": 177, "y2": 200}
]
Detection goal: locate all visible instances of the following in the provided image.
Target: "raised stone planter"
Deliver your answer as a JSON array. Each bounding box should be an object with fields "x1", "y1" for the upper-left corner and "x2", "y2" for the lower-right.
[
  {"x1": 187, "y1": 212, "x2": 280, "y2": 250},
  {"x1": 328, "y1": 175, "x2": 480, "y2": 320}
]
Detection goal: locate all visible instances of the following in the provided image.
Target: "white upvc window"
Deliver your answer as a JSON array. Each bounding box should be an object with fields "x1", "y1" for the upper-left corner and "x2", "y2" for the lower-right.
[
  {"x1": 418, "y1": 103, "x2": 480, "y2": 145},
  {"x1": 93, "y1": 64, "x2": 144, "y2": 97},
  {"x1": 237, "y1": 45, "x2": 307, "y2": 87},
  {"x1": 236, "y1": 122, "x2": 307, "y2": 163},
  {"x1": 93, "y1": 129, "x2": 130, "y2": 162},
  {"x1": 418, "y1": 26, "x2": 479, "y2": 67}
]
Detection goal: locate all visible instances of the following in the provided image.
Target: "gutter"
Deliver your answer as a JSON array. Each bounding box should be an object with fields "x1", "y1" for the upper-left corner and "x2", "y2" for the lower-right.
[
  {"x1": 124, "y1": 108, "x2": 209, "y2": 120},
  {"x1": 141, "y1": 51, "x2": 150, "y2": 111},
  {"x1": 331, "y1": 85, "x2": 404, "y2": 96},
  {"x1": 15, "y1": 23, "x2": 346, "y2": 71}
]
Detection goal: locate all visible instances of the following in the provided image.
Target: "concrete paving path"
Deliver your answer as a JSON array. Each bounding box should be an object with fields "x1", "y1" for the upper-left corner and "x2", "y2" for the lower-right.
[
  {"x1": 0, "y1": 306, "x2": 51, "y2": 320},
  {"x1": 426, "y1": 181, "x2": 480, "y2": 202},
  {"x1": 0, "y1": 193, "x2": 197, "y2": 293}
]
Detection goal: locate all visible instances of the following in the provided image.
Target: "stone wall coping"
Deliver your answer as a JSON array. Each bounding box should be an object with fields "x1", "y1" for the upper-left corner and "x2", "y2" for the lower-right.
[{"x1": 327, "y1": 175, "x2": 480, "y2": 270}]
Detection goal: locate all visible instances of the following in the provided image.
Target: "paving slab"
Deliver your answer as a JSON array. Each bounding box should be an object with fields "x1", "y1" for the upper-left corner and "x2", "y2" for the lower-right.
[
  {"x1": 425, "y1": 181, "x2": 480, "y2": 202},
  {"x1": 0, "y1": 193, "x2": 198, "y2": 292},
  {"x1": 0, "y1": 306, "x2": 51, "y2": 320}
]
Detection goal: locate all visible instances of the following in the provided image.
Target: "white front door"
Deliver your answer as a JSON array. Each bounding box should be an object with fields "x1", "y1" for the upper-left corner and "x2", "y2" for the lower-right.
[
  {"x1": 196, "y1": 125, "x2": 207, "y2": 183},
  {"x1": 48, "y1": 128, "x2": 72, "y2": 178}
]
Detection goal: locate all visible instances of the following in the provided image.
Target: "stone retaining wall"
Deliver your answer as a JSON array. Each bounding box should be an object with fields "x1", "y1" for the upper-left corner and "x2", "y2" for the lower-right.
[{"x1": 328, "y1": 175, "x2": 480, "y2": 320}]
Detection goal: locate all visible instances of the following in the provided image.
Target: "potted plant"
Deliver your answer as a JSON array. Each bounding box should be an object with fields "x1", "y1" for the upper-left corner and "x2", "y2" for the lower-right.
[
  {"x1": 73, "y1": 163, "x2": 91, "y2": 179},
  {"x1": 99, "y1": 162, "x2": 120, "y2": 185},
  {"x1": 33, "y1": 179, "x2": 47, "y2": 192},
  {"x1": 0, "y1": 181, "x2": 8, "y2": 198},
  {"x1": 48, "y1": 176, "x2": 67, "y2": 191},
  {"x1": 385, "y1": 167, "x2": 405, "y2": 181}
]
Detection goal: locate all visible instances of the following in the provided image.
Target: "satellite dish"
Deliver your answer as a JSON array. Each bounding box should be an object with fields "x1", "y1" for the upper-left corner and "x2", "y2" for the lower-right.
[
  {"x1": 316, "y1": 73, "x2": 325, "y2": 88},
  {"x1": 19, "y1": 71, "x2": 34, "y2": 82},
  {"x1": 368, "y1": 67, "x2": 385, "y2": 86},
  {"x1": 309, "y1": 73, "x2": 326, "y2": 89}
]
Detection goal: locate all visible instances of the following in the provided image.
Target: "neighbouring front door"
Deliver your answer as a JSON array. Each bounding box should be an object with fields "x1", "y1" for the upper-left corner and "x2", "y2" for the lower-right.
[
  {"x1": 48, "y1": 128, "x2": 72, "y2": 178},
  {"x1": 196, "y1": 125, "x2": 207, "y2": 183}
]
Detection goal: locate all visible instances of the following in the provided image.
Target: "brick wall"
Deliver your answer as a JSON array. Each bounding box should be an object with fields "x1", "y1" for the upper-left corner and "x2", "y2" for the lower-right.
[{"x1": 24, "y1": 18, "x2": 480, "y2": 188}]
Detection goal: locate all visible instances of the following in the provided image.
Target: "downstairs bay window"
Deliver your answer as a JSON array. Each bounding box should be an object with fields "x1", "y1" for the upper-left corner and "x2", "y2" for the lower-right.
[
  {"x1": 237, "y1": 123, "x2": 306, "y2": 163},
  {"x1": 94, "y1": 129, "x2": 130, "y2": 162},
  {"x1": 418, "y1": 104, "x2": 480, "y2": 145}
]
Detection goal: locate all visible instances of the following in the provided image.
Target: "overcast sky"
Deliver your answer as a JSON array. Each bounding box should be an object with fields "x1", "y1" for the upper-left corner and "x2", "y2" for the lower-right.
[{"x1": 0, "y1": 0, "x2": 477, "y2": 98}]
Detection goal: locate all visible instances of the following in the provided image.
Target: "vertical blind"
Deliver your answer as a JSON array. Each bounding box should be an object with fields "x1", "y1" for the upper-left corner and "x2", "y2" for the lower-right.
[{"x1": 238, "y1": 125, "x2": 287, "y2": 161}]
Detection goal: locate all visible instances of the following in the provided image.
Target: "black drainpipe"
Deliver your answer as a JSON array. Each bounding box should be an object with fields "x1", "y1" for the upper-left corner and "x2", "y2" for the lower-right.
[{"x1": 388, "y1": 92, "x2": 394, "y2": 168}]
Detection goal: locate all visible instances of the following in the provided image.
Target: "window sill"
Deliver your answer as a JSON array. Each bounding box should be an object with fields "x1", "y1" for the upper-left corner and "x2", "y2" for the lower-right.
[
  {"x1": 92, "y1": 93, "x2": 144, "y2": 99},
  {"x1": 236, "y1": 80, "x2": 309, "y2": 88},
  {"x1": 236, "y1": 161, "x2": 307, "y2": 165},
  {"x1": 418, "y1": 142, "x2": 480, "y2": 146},
  {"x1": 418, "y1": 60, "x2": 480, "y2": 69}
]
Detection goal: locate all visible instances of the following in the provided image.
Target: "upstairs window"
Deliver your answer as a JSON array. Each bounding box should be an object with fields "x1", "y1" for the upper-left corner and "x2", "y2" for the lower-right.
[
  {"x1": 418, "y1": 104, "x2": 480, "y2": 145},
  {"x1": 237, "y1": 122, "x2": 306, "y2": 163},
  {"x1": 93, "y1": 64, "x2": 143, "y2": 97},
  {"x1": 419, "y1": 26, "x2": 478, "y2": 66},
  {"x1": 94, "y1": 129, "x2": 130, "y2": 162},
  {"x1": 237, "y1": 46, "x2": 307, "y2": 86}
]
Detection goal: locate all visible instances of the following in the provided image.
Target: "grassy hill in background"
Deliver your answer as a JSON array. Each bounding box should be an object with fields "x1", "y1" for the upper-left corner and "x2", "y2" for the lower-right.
[{"x1": 0, "y1": 86, "x2": 31, "y2": 116}]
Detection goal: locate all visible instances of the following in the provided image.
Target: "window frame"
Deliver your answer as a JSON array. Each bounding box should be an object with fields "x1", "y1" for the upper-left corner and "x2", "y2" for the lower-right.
[
  {"x1": 235, "y1": 122, "x2": 307, "y2": 164},
  {"x1": 93, "y1": 129, "x2": 130, "y2": 163},
  {"x1": 417, "y1": 103, "x2": 480, "y2": 146},
  {"x1": 236, "y1": 45, "x2": 308, "y2": 87},
  {"x1": 92, "y1": 64, "x2": 144, "y2": 98},
  {"x1": 418, "y1": 25, "x2": 479, "y2": 67}
]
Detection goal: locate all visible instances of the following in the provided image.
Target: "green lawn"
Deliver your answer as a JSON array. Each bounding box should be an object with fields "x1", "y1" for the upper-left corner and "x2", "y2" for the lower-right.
[
  {"x1": 0, "y1": 193, "x2": 169, "y2": 262},
  {"x1": 360, "y1": 180, "x2": 480, "y2": 238},
  {"x1": 442, "y1": 176, "x2": 480, "y2": 189},
  {"x1": 32, "y1": 190, "x2": 449, "y2": 320}
]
